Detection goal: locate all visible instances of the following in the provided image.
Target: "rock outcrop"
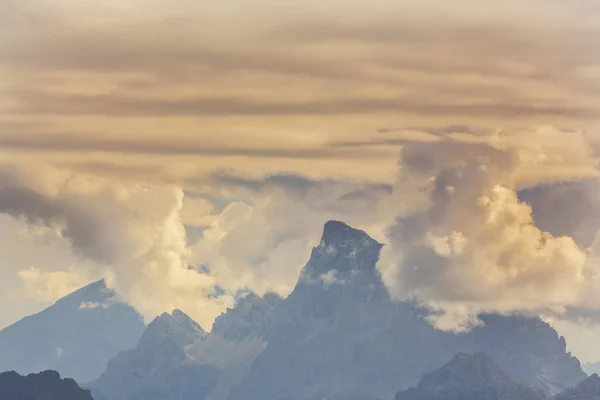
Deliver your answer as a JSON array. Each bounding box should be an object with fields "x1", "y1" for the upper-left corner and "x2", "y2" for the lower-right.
[
  {"x1": 0, "y1": 370, "x2": 93, "y2": 400},
  {"x1": 91, "y1": 221, "x2": 586, "y2": 400},
  {"x1": 554, "y1": 373, "x2": 600, "y2": 400},
  {"x1": 90, "y1": 309, "x2": 219, "y2": 400},
  {"x1": 395, "y1": 352, "x2": 547, "y2": 400}
]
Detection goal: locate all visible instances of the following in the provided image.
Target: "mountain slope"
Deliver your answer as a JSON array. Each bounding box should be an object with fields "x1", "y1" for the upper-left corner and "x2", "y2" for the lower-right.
[
  {"x1": 90, "y1": 309, "x2": 221, "y2": 400},
  {"x1": 395, "y1": 352, "x2": 547, "y2": 400},
  {"x1": 0, "y1": 370, "x2": 93, "y2": 400},
  {"x1": 87, "y1": 221, "x2": 586, "y2": 400},
  {"x1": 554, "y1": 374, "x2": 600, "y2": 400},
  {"x1": 468, "y1": 314, "x2": 585, "y2": 394},
  {"x1": 0, "y1": 281, "x2": 145, "y2": 383},
  {"x1": 228, "y1": 220, "x2": 585, "y2": 400},
  {"x1": 92, "y1": 292, "x2": 281, "y2": 400}
]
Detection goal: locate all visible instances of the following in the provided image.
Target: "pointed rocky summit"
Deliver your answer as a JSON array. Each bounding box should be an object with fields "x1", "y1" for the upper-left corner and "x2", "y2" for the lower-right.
[
  {"x1": 555, "y1": 373, "x2": 600, "y2": 400},
  {"x1": 395, "y1": 352, "x2": 547, "y2": 400},
  {"x1": 297, "y1": 220, "x2": 383, "y2": 285}
]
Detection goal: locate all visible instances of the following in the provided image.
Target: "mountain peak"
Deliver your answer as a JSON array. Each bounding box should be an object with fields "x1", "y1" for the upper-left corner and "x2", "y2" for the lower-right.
[
  {"x1": 320, "y1": 220, "x2": 382, "y2": 249},
  {"x1": 555, "y1": 373, "x2": 600, "y2": 400},
  {"x1": 54, "y1": 279, "x2": 110, "y2": 308},
  {"x1": 138, "y1": 309, "x2": 205, "y2": 350},
  {"x1": 396, "y1": 352, "x2": 547, "y2": 400},
  {"x1": 419, "y1": 351, "x2": 509, "y2": 389},
  {"x1": 296, "y1": 221, "x2": 383, "y2": 284}
]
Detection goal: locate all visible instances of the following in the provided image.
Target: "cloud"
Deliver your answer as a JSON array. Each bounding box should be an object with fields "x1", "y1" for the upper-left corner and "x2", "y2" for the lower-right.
[
  {"x1": 79, "y1": 301, "x2": 110, "y2": 310},
  {"x1": 15, "y1": 267, "x2": 91, "y2": 305},
  {"x1": 189, "y1": 173, "x2": 391, "y2": 297},
  {"x1": 180, "y1": 196, "x2": 216, "y2": 227},
  {"x1": 0, "y1": 131, "x2": 376, "y2": 160},
  {"x1": 2, "y1": 0, "x2": 600, "y2": 151},
  {"x1": 0, "y1": 165, "x2": 233, "y2": 329},
  {"x1": 2, "y1": 125, "x2": 599, "y2": 334},
  {"x1": 377, "y1": 127, "x2": 600, "y2": 330},
  {"x1": 519, "y1": 178, "x2": 600, "y2": 248},
  {"x1": 6, "y1": 90, "x2": 599, "y2": 119}
]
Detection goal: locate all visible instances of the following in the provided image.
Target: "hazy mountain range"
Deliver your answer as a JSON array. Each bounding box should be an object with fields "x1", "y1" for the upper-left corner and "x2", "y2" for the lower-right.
[
  {"x1": 0, "y1": 221, "x2": 593, "y2": 400},
  {"x1": 395, "y1": 352, "x2": 600, "y2": 400}
]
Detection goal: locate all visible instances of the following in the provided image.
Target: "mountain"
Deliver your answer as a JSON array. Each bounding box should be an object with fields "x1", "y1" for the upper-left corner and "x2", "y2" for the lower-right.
[
  {"x1": 90, "y1": 220, "x2": 586, "y2": 400},
  {"x1": 394, "y1": 352, "x2": 547, "y2": 400},
  {"x1": 228, "y1": 221, "x2": 585, "y2": 400},
  {"x1": 91, "y1": 292, "x2": 282, "y2": 400},
  {"x1": 467, "y1": 314, "x2": 584, "y2": 394},
  {"x1": 90, "y1": 309, "x2": 221, "y2": 400},
  {"x1": 554, "y1": 374, "x2": 600, "y2": 400},
  {"x1": 0, "y1": 370, "x2": 93, "y2": 400},
  {"x1": 189, "y1": 291, "x2": 281, "y2": 400},
  {"x1": 0, "y1": 280, "x2": 145, "y2": 384}
]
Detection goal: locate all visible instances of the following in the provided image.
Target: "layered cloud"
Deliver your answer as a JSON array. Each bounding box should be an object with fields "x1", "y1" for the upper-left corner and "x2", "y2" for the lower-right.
[{"x1": 3, "y1": 0, "x2": 600, "y2": 191}]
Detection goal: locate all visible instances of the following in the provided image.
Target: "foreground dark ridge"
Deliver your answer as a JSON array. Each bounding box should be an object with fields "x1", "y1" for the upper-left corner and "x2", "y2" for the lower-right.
[{"x1": 0, "y1": 370, "x2": 93, "y2": 400}]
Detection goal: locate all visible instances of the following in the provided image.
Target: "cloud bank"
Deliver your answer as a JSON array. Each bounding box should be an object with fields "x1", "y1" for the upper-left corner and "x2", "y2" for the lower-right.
[
  {"x1": 379, "y1": 127, "x2": 600, "y2": 330},
  {"x1": 0, "y1": 166, "x2": 231, "y2": 328},
  {"x1": 2, "y1": 126, "x2": 600, "y2": 334}
]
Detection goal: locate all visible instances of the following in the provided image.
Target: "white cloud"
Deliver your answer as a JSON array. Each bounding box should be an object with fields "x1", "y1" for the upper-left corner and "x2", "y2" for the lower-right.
[
  {"x1": 78, "y1": 301, "x2": 110, "y2": 310},
  {"x1": 0, "y1": 165, "x2": 233, "y2": 329},
  {"x1": 378, "y1": 127, "x2": 600, "y2": 331},
  {"x1": 15, "y1": 267, "x2": 91, "y2": 305}
]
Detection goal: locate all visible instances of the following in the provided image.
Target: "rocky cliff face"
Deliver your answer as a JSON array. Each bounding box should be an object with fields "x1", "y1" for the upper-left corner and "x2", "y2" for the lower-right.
[
  {"x1": 0, "y1": 281, "x2": 145, "y2": 384},
  {"x1": 90, "y1": 221, "x2": 586, "y2": 400},
  {"x1": 90, "y1": 309, "x2": 219, "y2": 400},
  {"x1": 554, "y1": 374, "x2": 600, "y2": 400},
  {"x1": 395, "y1": 352, "x2": 548, "y2": 400},
  {"x1": 0, "y1": 370, "x2": 93, "y2": 400},
  {"x1": 467, "y1": 314, "x2": 585, "y2": 394},
  {"x1": 228, "y1": 221, "x2": 585, "y2": 400}
]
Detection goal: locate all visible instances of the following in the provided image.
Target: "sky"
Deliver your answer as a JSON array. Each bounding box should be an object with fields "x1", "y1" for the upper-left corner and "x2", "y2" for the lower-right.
[{"x1": 3, "y1": 0, "x2": 600, "y2": 361}]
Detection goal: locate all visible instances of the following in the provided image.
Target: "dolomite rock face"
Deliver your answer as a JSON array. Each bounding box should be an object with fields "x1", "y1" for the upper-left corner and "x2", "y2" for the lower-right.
[
  {"x1": 395, "y1": 352, "x2": 547, "y2": 400},
  {"x1": 90, "y1": 221, "x2": 587, "y2": 400}
]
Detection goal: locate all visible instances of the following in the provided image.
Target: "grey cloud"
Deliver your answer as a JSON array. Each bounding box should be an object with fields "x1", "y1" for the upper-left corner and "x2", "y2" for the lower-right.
[
  {"x1": 3, "y1": 2, "x2": 600, "y2": 126},
  {"x1": 0, "y1": 132, "x2": 383, "y2": 160},
  {"x1": 519, "y1": 178, "x2": 600, "y2": 248},
  {"x1": 0, "y1": 167, "x2": 117, "y2": 264},
  {"x1": 210, "y1": 171, "x2": 392, "y2": 213},
  {"x1": 211, "y1": 171, "x2": 391, "y2": 194},
  {"x1": 0, "y1": 28, "x2": 357, "y2": 80},
  {"x1": 7, "y1": 91, "x2": 598, "y2": 119}
]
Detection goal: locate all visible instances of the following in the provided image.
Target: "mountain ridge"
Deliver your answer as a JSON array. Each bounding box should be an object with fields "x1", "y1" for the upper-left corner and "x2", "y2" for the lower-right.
[
  {"x1": 395, "y1": 352, "x2": 548, "y2": 400},
  {"x1": 0, "y1": 280, "x2": 145, "y2": 384},
  {"x1": 89, "y1": 220, "x2": 586, "y2": 400},
  {"x1": 0, "y1": 370, "x2": 93, "y2": 400}
]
